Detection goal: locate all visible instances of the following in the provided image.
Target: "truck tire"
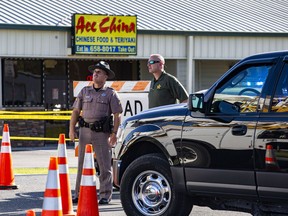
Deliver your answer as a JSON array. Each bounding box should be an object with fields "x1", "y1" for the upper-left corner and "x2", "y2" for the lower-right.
[{"x1": 120, "y1": 153, "x2": 193, "y2": 216}]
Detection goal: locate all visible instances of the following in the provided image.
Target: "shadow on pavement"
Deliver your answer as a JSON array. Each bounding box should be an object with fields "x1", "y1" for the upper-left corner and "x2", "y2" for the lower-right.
[{"x1": 0, "y1": 191, "x2": 43, "y2": 215}]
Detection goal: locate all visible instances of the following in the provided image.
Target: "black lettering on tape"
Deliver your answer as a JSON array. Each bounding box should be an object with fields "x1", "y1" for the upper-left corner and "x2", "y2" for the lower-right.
[
  {"x1": 134, "y1": 100, "x2": 143, "y2": 115},
  {"x1": 124, "y1": 101, "x2": 133, "y2": 116}
]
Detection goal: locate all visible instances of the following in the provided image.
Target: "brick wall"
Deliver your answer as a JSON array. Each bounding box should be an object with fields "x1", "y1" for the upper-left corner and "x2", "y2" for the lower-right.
[{"x1": 0, "y1": 120, "x2": 45, "y2": 147}]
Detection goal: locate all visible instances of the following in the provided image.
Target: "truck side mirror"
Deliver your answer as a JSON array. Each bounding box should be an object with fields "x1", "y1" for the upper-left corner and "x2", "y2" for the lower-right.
[{"x1": 188, "y1": 93, "x2": 204, "y2": 112}]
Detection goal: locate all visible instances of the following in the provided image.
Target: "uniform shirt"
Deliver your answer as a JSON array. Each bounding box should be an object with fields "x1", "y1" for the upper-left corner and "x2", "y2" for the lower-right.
[
  {"x1": 148, "y1": 71, "x2": 188, "y2": 108},
  {"x1": 73, "y1": 85, "x2": 123, "y2": 123}
]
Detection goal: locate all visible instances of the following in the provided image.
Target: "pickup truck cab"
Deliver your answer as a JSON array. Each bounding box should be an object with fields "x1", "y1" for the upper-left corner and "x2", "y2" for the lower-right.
[{"x1": 113, "y1": 50, "x2": 288, "y2": 216}]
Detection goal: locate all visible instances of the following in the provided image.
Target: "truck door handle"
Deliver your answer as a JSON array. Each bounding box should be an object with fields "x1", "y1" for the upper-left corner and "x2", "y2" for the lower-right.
[{"x1": 232, "y1": 125, "x2": 247, "y2": 136}]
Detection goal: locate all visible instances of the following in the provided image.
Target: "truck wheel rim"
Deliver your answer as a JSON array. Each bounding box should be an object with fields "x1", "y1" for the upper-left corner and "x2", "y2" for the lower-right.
[{"x1": 132, "y1": 170, "x2": 171, "y2": 216}]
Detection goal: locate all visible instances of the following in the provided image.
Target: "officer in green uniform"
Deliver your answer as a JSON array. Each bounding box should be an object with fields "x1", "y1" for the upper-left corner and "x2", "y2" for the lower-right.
[
  {"x1": 69, "y1": 61, "x2": 122, "y2": 205},
  {"x1": 148, "y1": 54, "x2": 188, "y2": 108}
]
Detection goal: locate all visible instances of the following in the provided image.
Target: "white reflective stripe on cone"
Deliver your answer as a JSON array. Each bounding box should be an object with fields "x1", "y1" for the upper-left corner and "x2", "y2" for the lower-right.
[
  {"x1": 1, "y1": 145, "x2": 11, "y2": 153},
  {"x1": 57, "y1": 144, "x2": 67, "y2": 157},
  {"x1": 2, "y1": 132, "x2": 10, "y2": 142},
  {"x1": 80, "y1": 175, "x2": 96, "y2": 186},
  {"x1": 42, "y1": 197, "x2": 62, "y2": 210},
  {"x1": 46, "y1": 170, "x2": 60, "y2": 188},
  {"x1": 83, "y1": 153, "x2": 94, "y2": 168},
  {"x1": 58, "y1": 164, "x2": 69, "y2": 174}
]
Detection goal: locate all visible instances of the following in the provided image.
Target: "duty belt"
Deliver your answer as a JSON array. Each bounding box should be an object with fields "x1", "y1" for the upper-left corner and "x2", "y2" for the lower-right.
[{"x1": 78, "y1": 117, "x2": 103, "y2": 132}]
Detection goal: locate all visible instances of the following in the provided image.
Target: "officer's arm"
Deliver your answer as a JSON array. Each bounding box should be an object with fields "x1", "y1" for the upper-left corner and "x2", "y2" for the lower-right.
[
  {"x1": 113, "y1": 112, "x2": 121, "y2": 134},
  {"x1": 109, "y1": 112, "x2": 121, "y2": 147},
  {"x1": 169, "y1": 77, "x2": 189, "y2": 103},
  {"x1": 69, "y1": 108, "x2": 80, "y2": 141}
]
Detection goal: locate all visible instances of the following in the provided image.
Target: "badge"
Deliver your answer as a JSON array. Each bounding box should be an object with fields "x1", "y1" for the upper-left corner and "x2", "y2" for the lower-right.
[
  {"x1": 101, "y1": 93, "x2": 106, "y2": 97},
  {"x1": 157, "y1": 84, "x2": 161, "y2": 89}
]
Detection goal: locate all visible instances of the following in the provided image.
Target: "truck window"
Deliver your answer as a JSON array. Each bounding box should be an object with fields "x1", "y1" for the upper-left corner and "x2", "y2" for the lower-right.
[
  {"x1": 211, "y1": 65, "x2": 271, "y2": 113},
  {"x1": 271, "y1": 64, "x2": 288, "y2": 112}
]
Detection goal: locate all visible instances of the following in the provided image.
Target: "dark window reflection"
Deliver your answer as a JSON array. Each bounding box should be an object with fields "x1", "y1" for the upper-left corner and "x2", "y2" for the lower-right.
[
  {"x1": 3, "y1": 59, "x2": 42, "y2": 107},
  {"x1": 271, "y1": 64, "x2": 288, "y2": 112}
]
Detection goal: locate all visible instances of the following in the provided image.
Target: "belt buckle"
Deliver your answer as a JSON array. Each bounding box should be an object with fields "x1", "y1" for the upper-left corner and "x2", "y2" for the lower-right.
[{"x1": 89, "y1": 123, "x2": 94, "y2": 129}]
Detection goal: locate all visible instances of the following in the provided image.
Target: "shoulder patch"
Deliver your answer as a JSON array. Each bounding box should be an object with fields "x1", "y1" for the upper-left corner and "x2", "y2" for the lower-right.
[
  {"x1": 84, "y1": 86, "x2": 93, "y2": 91},
  {"x1": 107, "y1": 86, "x2": 117, "y2": 93}
]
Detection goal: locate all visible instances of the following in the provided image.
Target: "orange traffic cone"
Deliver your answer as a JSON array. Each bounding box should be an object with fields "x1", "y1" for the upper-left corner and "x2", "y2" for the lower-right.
[
  {"x1": 77, "y1": 144, "x2": 99, "y2": 216},
  {"x1": 57, "y1": 134, "x2": 75, "y2": 216},
  {"x1": 42, "y1": 157, "x2": 63, "y2": 216},
  {"x1": 0, "y1": 124, "x2": 18, "y2": 189},
  {"x1": 265, "y1": 144, "x2": 280, "y2": 171},
  {"x1": 26, "y1": 209, "x2": 36, "y2": 216}
]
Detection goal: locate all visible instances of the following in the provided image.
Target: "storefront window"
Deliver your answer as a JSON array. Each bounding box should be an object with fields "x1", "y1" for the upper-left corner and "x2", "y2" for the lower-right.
[
  {"x1": 43, "y1": 59, "x2": 67, "y2": 110},
  {"x1": 3, "y1": 59, "x2": 42, "y2": 107},
  {"x1": 68, "y1": 60, "x2": 93, "y2": 107}
]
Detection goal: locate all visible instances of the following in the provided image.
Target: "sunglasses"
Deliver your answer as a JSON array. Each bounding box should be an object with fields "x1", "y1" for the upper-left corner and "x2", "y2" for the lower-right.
[{"x1": 148, "y1": 60, "x2": 160, "y2": 65}]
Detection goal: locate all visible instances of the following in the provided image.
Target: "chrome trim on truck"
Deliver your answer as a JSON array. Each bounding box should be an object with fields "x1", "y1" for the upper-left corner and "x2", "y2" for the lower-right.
[{"x1": 112, "y1": 159, "x2": 122, "y2": 187}]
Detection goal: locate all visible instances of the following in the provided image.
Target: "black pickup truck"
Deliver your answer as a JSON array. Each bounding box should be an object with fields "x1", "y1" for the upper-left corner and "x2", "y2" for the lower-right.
[{"x1": 113, "y1": 50, "x2": 288, "y2": 216}]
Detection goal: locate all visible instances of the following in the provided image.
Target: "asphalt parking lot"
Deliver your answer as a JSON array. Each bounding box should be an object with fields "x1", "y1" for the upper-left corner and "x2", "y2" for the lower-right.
[
  {"x1": 0, "y1": 145, "x2": 251, "y2": 216},
  {"x1": 1, "y1": 145, "x2": 125, "y2": 216},
  {"x1": 0, "y1": 174, "x2": 125, "y2": 216}
]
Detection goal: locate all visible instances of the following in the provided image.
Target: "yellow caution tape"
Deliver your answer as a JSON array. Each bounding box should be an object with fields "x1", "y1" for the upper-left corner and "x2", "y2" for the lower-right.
[
  {"x1": 0, "y1": 115, "x2": 70, "y2": 120},
  {"x1": 0, "y1": 110, "x2": 77, "y2": 140},
  {"x1": 0, "y1": 110, "x2": 72, "y2": 121},
  {"x1": 0, "y1": 110, "x2": 73, "y2": 120},
  {"x1": 0, "y1": 136, "x2": 79, "y2": 141},
  {"x1": 0, "y1": 110, "x2": 72, "y2": 114}
]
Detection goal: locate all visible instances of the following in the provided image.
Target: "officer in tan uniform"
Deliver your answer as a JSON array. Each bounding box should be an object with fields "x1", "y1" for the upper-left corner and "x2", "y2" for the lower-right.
[{"x1": 69, "y1": 61, "x2": 122, "y2": 205}]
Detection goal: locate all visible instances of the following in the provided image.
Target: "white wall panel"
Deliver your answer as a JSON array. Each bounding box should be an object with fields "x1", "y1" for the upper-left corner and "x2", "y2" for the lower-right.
[
  {"x1": 158, "y1": 37, "x2": 167, "y2": 55},
  {"x1": 194, "y1": 36, "x2": 288, "y2": 60},
  {"x1": 0, "y1": 30, "x2": 67, "y2": 57},
  {"x1": 137, "y1": 34, "x2": 186, "y2": 59},
  {"x1": 1, "y1": 30, "x2": 288, "y2": 61},
  {"x1": 7, "y1": 31, "x2": 17, "y2": 55},
  {"x1": 165, "y1": 37, "x2": 174, "y2": 57}
]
